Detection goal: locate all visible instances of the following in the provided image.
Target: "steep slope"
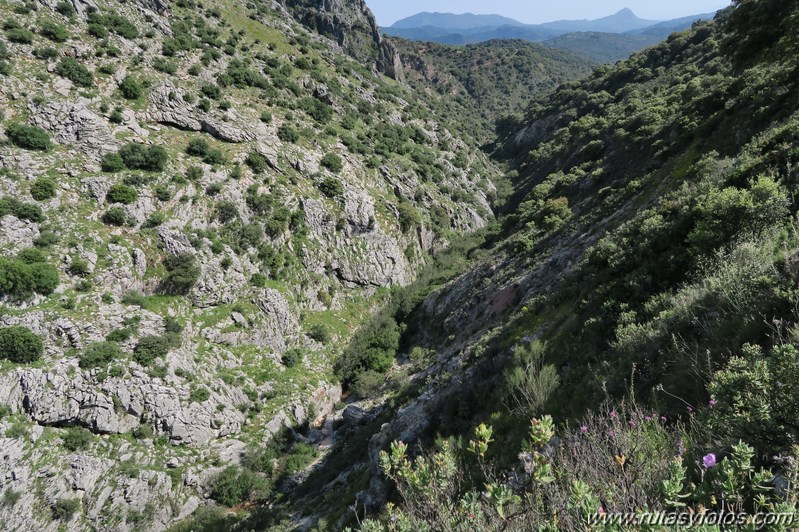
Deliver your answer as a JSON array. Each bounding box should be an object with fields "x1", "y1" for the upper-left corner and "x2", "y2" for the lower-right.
[
  {"x1": 390, "y1": 38, "x2": 594, "y2": 141},
  {"x1": 0, "y1": 0, "x2": 502, "y2": 529},
  {"x1": 260, "y1": 2, "x2": 799, "y2": 529}
]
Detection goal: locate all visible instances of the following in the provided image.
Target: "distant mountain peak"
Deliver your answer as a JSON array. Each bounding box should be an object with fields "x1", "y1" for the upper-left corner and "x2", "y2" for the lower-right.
[{"x1": 616, "y1": 8, "x2": 636, "y2": 16}]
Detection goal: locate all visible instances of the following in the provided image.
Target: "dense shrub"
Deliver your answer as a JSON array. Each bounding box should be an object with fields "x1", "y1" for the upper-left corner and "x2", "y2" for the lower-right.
[
  {"x1": 0, "y1": 254, "x2": 59, "y2": 298},
  {"x1": 6, "y1": 123, "x2": 52, "y2": 151},
  {"x1": 119, "y1": 75, "x2": 143, "y2": 100},
  {"x1": 320, "y1": 152, "x2": 343, "y2": 173},
  {"x1": 133, "y1": 335, "x2": 171, "y2": 366},
  {"x1": 40, "y1": 21, "x2": 69, "y2": 42},
  {"x1": 101, "y1": 153, "x2": 125, "y2": 172},
  {"x1": 0, "y1": 326, "x2": 43, "y2": 363},
  {"x1": 281, "y1": 348, "x2": 303, "y2": 368},
  {"x1": 106, "y1": 184, "x2": 138, "y2": 204},
  {"x1": 61, "y1": 427, "x2": 93, "y2": 451},
  {"x1": 0, "y1": 197, "x2": 44, "y2": 221},
  {"x1": 79, "y1": 341, "x2": 121, "y2": 368},
  {"x1": 335, "y1": 312, "x2": 399, "y2": 385},
  {"x1": 55, "y1": 58, "x2": 93, "y2": 87},
  {"x1": 55, "y1": 1, "x2": 76, "y2": 16},
  {"x1": 245, "y1": 151, "x2": 268, "y2": 174},
  {"x1": 52, "y1": 498, "x2": 81, "y2": 520},
  {"x1": 209, "y1": 466, "x2": 271, "y2": 507},
  {"x1": 318, "y1": 177, "x2": 343, "y2": 198},
  {"x1": 5, "y1": 27, "x2": 34, "y2": 44},
  {"x1": 30, "y1": 177, "x2": 57, "y2": 200},
  {"x1": 162, "y1": 253, "x2": 200, "y2": 295},
  {"x1": 117, "y1": 143, "x2": 168, "y2": 171},
  {"x1": 101, "y1": 207, "x2": 127, "y2": 226},
  {"x1": 277, "y1": 124, "x2": 299, "y2": 143}
]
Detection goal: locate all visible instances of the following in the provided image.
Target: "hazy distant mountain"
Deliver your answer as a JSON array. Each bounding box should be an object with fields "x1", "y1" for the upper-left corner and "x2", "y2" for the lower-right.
[
  {"x1": 381, "y1": 8, "x2": 719, "y2": 63},
  {"x1": 539, "y1": 8, "x2": 658, "y2": 33},
  {"x1": 391, "y1": 12, "x2": 526, "y2": 30}
]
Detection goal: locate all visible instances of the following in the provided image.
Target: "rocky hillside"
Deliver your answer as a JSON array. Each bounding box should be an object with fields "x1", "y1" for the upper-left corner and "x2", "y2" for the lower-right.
[
  {"x1": 239, "y1": 2, "x2": 799, "y2": 529},
  {"x1": 391, "y1": 37, "x2": 593, "y2": 142},
  {"x1": 0, "y1": 0, "x2": 522, "y2": 529}
]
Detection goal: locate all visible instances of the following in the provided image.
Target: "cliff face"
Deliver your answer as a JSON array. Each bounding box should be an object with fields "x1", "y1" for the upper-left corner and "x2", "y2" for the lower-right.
[{"x1": 281, "y1": 0, "x2": 405, "y2": 81}]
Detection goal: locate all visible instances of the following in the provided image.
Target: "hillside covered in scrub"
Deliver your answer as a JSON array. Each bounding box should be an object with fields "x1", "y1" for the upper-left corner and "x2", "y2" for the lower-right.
[{"x1": 2, "y1": 0, "x2": 799, "y2": 530}]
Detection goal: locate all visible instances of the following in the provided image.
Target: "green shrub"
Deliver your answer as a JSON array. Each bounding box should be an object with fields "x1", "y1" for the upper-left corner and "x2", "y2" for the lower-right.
[
  {"x1": 40, "y1": 21, "x2": 69, "y2": 42},
  {"x1": 68, "y1": 257, "x2": 89, "y2": 276},
  {"x1": 185, "y1": 138, "x2": 209, "y2": 158},
  {"x1": 79, "y1": 341, "x2": 121, "y2": 368},
  {"x1": 277, "y1": 124, "x2": 299, "y2": 143},
  {"x1": 119, "y1": 75, "x2": 143, "y2": 99},
  {"x1": 0, "y1": 197, "x2": 44, "y2": 222},
  {"x1": 153, "y1": 58, "x2": 177, "y2": 74},
  {"x1": 0, "y1": 326, "x2": 43, "y2": 363},
  {"x1": 318, "y1": 177, "x2": 343, "y2": 198},
  {"x1": 132, "y1": 424, "x2": 154, "y2": 440},
  {"x1": 106, "y1": 328, "x2": 133, "y2": 343},
  {"x1": 320, "y1": 152, "x2": 343, "y2": 173},
  {"x1": 397, "y1": 202, "x2": 421, "y2": 233},
  {"x1": 102, "y1": 207, "x2": 127, "y2": 226},
  {"x1": 55, "y1": 1, "x2": 76, "y2": 16},
  {"x1": 209, "y1": 466, "x2": 271, "y2": 507},
  {"x1": 33, "y1": 47, "x2": 58, "y2": 59},
  {"x1": 216, "y1": 201, "x2": 238, "y2": 223},
  {"x1": 162, "y1": 253, "x2": 200, "y2": 295},
  {"x1": 133, "y1": 335, "x2": 171, "y2": 366},
  {"x1": 118, "y1": 143, "x2": 168, "y2": 171},
  {"x1": 30, "y1": 178, "x2": 57, "y2": 200},
  {"x1": 245, "y1": 151, "x2": 268, "y2": 174},
  {"x1": 188, "y1": 386, "x2": 210, "y2": 402},
  {"x1": 6, "y1": 123, "x2": 52, "y2": 151},
  {"x1": 101, "y1": 153, "x2": 126, "y2": 172},
  {"x1": 5, "y1": 27, "x2": 33, "y2": 44},
  {"x1": 307, "y1": 323, "x2": 331, "y2": 344},
  {"x1": 61, "y1": 427, "x2": 93, "y2": 451},
  {"x1": 51, "y1": 498, "x2": 80, "y2": 520},
  {"x1": 281, "y1": 348, "x2": 303, "y2": 368},
  {"x1": 335, "y1": 313, "x2": 399, "y2": 384},
  {"x1": 106, "y1": 184, "x2": 138, "y2": 204},
  {"x1": 17, "y1": 248, "x2": 46, "y2": 265},
  {"x1": 0, "y1": 257, "x2": 59, "y2": 298},
  {"x1": 55, "y1": 58, "x2": 93, "y2": 87}
]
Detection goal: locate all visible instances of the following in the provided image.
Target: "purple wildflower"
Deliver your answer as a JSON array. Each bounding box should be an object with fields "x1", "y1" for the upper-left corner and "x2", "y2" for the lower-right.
[{"x1": 703, "y1": 453, "x2": 717, "y2": 468}]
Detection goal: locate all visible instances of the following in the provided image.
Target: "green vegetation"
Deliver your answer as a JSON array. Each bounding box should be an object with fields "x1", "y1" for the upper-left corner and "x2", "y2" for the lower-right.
[
  {"x1": 119, "y1": 76, "x2": 144, "y2": 100},
  {"x1": 103, "y1": 144, "x2": 168, "y2": 172},
  {"x1": 30, "y1": 177, "x2": 57, "y2": 201},
  {"x1": 0, "y1": 326, "x2": 43, "y2": 363},
  {"x1": 55, "y1": 58, "x2": 93, "y2": 87},
  {"x1": 320, "y1": 152, "x2": 343, "y2": 173},
  {"x1": 79, "y1": 341, "x2": 121, "y2": 368},
  {"x1": 106, "y1": 184, "x2": 139, "y2": 205},
  {"x1": 0, "y1": 249, "x2": 59, "y2": 298},
  {"x1": 162, "y1": 253, "x2": 200, "y2": 295},
  {"x1": 5, "y1": 124, "x2": 52, "y2": 151}
]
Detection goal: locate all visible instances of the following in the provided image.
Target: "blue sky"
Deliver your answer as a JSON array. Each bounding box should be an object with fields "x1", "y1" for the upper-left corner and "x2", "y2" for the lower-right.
[{"x1": 366, "y1": 0, "x2": 732, "y2": 26}]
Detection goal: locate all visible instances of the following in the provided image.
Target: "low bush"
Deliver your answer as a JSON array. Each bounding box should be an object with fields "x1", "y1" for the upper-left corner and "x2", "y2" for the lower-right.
[
  {"x1": 162, "y1": 253, "x2": 200, "y2": 295},
  {"x1": 6, "y1": 123, "x2": 52, "y2": 151},
  {"x1": 0, "y1": 326, "x2": 43, "y2": 363},
  {"x1": 281, "y1": 348, "x2": 303, "y2": 368},
  {"x1": 0, "y1": 197, "x2": 45, "y2": 221},
  {"x1": 30, "y1": 177, "x2": 57, "y2": 200},
  {"x1": 245, "y1": 151, "x2": 268, "y2": 174},
  {"x1": 133, "y1": 335, "x2": 171, "y2": 366},
  {"x1": 318, "y1": 177, "x2": 343, "y2": 198},
  {"x1": 55, "y1": 58, "x2": 93, "y2": 87},
  {"x1": 119, "y1": 143, "x2": 167, "y2": 171},
  {"x1": 320, "y1": 152, "x2": 343, "y2": 173},
  {"x1": 106, "y1": 184, "x2": 138, "y2": 204},
  {"x1": 40, "y1": 21, "x2": 69, "y2": 42},
  {"x1": 101, "y1": 207, "x2": 127, "y2": 226},
  {"x1": 119, "y1": 75, "x2": 143, "y2": 100},
  {"x1": 61, "y1": 427, "x2": 93, "y2": 451},
  {"x1": 52, "y1": 498, "x2": 80, "y2": 520},
  {"x1": 209, "y1": 466, "x2": 271, "y2": 507},
  {"x1": 0, "y1": 254, "x2": 59, "y2": 298},
  {"x1": 79, "y1": 341, "x2": 121, "y2": 368}
]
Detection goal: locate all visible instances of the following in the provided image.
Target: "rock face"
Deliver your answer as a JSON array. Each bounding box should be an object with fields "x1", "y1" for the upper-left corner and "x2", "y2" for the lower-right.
[
  {"x1": 147, "y1": 83, "x2": 254, "y2": 143},
  {"x1": 29, "y1": 101, "x2": 115, "y2": 155},
  {"x1": 280, "y1": 0, "x2": 405, "y2": 81}
]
